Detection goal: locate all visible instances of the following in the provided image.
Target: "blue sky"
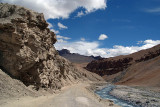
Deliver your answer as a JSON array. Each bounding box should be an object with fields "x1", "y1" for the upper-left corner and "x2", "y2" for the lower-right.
[
  {"x1": 2, "y1": 0, "x2": 160, "y2": 57},
  {"x1": 48, "y1": 0, "x2": 160, "y2": 45}
]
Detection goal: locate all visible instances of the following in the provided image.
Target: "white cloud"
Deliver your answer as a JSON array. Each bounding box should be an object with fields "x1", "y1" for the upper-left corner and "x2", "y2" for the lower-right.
[
  {"x1": 81, "y1": 38, "x2": 85, "y2": 41},
  {"x1": 56, "y1": 35, "x2": 71, "y2": 43},
  {"x1": 57, "y1": 39, "x2": 68, "y2": 43},
  {"x1": 76, "y1": 11, "x2": 85, "y2": 17},
  {"x1": 55, "y1": 39, "x2": 160, "y2": 58},
  {"x1": 58, "y1": 22, "x2": 68, "y2": 29},
  {"x1": 144, "y1": 39, "x2": 160, "y2": 44},
  {"x1": 47, "y1": 22, "x2": 59, "y2": 34},
  {"x1": 98, "y1": 34, "x2": 108, "y2": 40},
  {"x1": 55, "y1": 41, "x2": 100, "y2": 56},
  {"x1": 140, "y1": 39, "x2": 160, "y2": 49},
  {"x1": 1, "y1": 0, "x2": 107, "y2": 19},
  {"x1": 57, "y1": 35, "x2": 71, "y2": 40},
  {"x1": 50, "y1": 29, "x2": 59, "y2": 34},
  {"x1": 47, "y1": 22, "x2": 53, "y2": 29}
]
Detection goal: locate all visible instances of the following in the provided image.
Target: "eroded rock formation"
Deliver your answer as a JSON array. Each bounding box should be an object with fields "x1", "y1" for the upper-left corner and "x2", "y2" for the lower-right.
[
  {"x1": 0, "y1": 3, "x2": 103, "y2": 90},
  {"x1": 86, "y1": 57, "x2": 133, "y2": 76}
]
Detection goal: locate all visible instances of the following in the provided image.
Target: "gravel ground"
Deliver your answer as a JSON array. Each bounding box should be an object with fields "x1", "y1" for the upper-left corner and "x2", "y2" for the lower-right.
[
  {"x1": 110, "y1": 85, "x2": 160, "y2": 107},
  {"x1": 1, "y1": 82, "x2": 119, "y2": 107}
]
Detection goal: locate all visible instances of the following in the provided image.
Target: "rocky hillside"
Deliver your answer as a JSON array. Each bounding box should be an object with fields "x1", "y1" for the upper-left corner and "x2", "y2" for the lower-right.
[
  {"x1": 0, "y1": 3, "x2": 103, "y2": 90},
  {"x1": 58, "y1": 49, "x2": 102, "y2": 63},
  {"x1": 86, "y1": 44, "x2": 160, "y2": 87},
  {"x1": 116, "y1": 55, "x2": 160, "y2": 87},
  {"x1": 0, "y1": 69, "x2": 38, "y2": 104}
]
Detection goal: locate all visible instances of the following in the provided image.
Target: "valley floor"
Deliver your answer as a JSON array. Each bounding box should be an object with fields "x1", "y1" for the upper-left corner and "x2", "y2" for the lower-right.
[
  {"x1": 0, "y1": 83, "x2": 119, "y2": 107},
  {"x1": 110, "y1": 85, "x2": 160, "y2": 107}
]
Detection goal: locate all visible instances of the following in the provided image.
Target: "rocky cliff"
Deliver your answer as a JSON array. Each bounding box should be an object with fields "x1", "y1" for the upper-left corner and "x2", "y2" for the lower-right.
[
  {"x1": 86, "y1": 57, "x2": 133, "y2": 76},
  {"x1": 0, "y1": 3, "x2": 103, "y2": 90}
]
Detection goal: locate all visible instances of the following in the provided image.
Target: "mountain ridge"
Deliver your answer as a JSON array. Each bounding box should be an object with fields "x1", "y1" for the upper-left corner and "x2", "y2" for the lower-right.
[
  {"x1": 86, "y1": 44, "x2": 160, "y2": 87},
  {"x1": 58, "y1": 49, "x2": 102, "y2": 63}
]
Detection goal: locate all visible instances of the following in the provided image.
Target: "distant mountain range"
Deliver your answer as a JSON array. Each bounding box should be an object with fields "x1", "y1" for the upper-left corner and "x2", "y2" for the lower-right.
[
  {"x1": 58, "y1": 49, "x2": 102, "y2": 63},
  {"x1": 86, "y1": 44, "x2": 160, "y2": 87}
]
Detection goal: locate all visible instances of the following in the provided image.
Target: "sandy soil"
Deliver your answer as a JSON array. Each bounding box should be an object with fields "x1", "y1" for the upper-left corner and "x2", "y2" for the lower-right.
[
  {"x1": 116, "y1": 56, "x2": 160, "y2": 88},
  {"x1": 1, "y1": 83, "x2": 119, "y2": 107}
]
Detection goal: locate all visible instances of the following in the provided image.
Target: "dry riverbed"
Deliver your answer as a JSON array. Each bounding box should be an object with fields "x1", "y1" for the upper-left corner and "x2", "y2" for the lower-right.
[{"x1": 110, "y1": 85, "x2": 160, "y2": 107}]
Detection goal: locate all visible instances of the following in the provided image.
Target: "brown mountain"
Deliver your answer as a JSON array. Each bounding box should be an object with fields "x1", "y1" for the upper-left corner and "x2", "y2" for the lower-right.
[
  {"x1": 58, "y1": 49, "x2": 102, "y2": 63},
  {"x1": 86, "y1": 44, "x2": 160, "y2": 87}
]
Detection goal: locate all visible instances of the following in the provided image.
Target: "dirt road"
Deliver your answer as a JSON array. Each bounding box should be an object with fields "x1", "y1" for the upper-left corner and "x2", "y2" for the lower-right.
[{"x1": 2, "y1": 83, "x2": 118, "y2": 107}]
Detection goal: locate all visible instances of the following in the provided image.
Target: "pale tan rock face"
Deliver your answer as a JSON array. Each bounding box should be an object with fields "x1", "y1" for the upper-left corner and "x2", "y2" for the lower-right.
[{"x1": 0, "y1": 3, "x2": 102, "y2": 90}]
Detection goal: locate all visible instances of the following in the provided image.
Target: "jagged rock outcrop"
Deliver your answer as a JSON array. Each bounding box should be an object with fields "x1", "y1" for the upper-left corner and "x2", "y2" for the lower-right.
[{"x1": 0, "y1": 3, "x2": 103, "y2": 90}]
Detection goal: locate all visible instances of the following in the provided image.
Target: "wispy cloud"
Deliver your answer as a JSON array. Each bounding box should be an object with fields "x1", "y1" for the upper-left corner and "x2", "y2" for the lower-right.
[
  {"x1": 144, "y1": 7, "x2": 160, "y2": 13},
  {"x1": 50, "y1": 29, "x2": 59, "y2": 34},
  {"x1": 57, "y1": 39, "x2": 68, "y2": 43},
  {"x1": 47, "y1": 22, "x2": 53, "y2": 29},
  {"x1": 56, "y1": 35, "x2": 71, "y2": 43},
  {"x1": 76, "y1": 11, "x2": 85, "y2": 17},
  {"x1": 47, "y1": 22, "x2": 59, "y2": 34},
  {"x1": 58, "y1": 22, "x2": 68, "y2": 30},
  {"x1": 57, "y1": 35, "x2": 71, "y2": 40},
  {"x1": 55, "y1": 39, "x2": 160, "y2": 58}
]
